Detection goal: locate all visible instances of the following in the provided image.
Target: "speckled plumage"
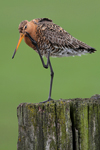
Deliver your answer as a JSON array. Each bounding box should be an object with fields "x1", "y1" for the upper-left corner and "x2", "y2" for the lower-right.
[
  {"x1": 12, "y1": 18, "x2": 96, "y2": 102},
  {"x1": 18, "y1": 18, "x2": 96, "y2": 57}
]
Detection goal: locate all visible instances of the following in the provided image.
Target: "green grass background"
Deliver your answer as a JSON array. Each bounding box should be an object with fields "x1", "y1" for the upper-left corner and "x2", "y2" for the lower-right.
[{"x1": 0, "y1": 0, "x2": 100, "y2": 149}]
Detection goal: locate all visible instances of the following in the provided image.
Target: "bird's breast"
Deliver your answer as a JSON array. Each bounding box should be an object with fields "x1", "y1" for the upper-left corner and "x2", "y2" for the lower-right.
[
  {"x1": 24, "y1": 36, "x2": 36, "y2": 50},
  {"x1": 23, "y1": 21, "x2": 38, "y2": 50}
]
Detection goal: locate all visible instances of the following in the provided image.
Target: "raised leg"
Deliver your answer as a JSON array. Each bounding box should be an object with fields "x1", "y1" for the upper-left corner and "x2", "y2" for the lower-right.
[{"x1": 26, "y1": 32, "x2": 54, "y2": 102}]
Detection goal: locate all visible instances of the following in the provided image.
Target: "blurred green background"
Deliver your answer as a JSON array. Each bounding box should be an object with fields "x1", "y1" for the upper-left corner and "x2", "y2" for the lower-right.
[{"x1": 0, "y1": 0, "x2": 100, "y2": 149}]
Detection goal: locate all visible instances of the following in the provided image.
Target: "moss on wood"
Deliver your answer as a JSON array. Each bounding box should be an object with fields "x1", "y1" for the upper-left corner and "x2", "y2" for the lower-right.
[{"x1": 17, "y1": 94, "x2": 100, "y2": 150}]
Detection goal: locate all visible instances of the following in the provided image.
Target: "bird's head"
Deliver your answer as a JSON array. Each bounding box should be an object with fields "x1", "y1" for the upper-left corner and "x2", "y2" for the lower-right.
[
  {"x1": 12, "y1": 20, "x2": 33, "y2": 59},
  {"x1": 18, "y1": 20, "x2": 33, "y2": 35}
]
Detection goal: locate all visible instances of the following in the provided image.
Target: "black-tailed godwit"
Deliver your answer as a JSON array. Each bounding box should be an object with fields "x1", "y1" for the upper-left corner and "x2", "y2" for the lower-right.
[{"x1": 12, "y1": 18, "x2": 96, "y2": 102}]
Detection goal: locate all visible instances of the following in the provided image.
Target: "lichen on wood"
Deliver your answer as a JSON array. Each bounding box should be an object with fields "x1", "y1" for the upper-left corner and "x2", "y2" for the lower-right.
[{"x1": 17, "y1": 94, "x2": 100, "y2": 150}]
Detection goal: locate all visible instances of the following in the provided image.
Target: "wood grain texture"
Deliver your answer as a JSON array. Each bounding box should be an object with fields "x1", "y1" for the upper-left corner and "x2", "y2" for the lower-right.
[{"x1": 17, "y1": 94, "x2": 100, "y2": 150}]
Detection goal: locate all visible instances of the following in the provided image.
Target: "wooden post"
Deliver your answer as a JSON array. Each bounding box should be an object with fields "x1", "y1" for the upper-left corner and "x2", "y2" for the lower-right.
[{"x1": 17, "y1": 94, "x2": 100, "y2": 150}]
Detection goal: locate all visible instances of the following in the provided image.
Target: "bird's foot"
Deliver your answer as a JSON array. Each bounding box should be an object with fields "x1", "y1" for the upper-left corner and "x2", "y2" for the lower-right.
[{"x1": 40, "y1": 98, "x2": 53, "y2": 103}]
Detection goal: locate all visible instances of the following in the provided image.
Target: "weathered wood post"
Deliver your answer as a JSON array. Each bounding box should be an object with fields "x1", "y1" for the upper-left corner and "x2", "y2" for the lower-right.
[{"x1": 17, "y1": 94, "x2": 100, "y2": 150}]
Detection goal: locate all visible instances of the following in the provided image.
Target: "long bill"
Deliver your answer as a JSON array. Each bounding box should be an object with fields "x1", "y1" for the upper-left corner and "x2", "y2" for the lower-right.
[{"x1": 12, "y1": 33, "x2": 24, "y2": 59}]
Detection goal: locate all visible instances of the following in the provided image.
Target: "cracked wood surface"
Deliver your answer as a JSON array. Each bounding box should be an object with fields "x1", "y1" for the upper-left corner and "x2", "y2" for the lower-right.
[{"x1": 17, "y1": 94, "x2": 100, "y2": 150}]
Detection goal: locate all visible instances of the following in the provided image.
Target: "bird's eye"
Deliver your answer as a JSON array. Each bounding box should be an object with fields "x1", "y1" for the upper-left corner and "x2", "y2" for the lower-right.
[{"x1": 24, "y1": 25, "x2": 27, "y2": 29}]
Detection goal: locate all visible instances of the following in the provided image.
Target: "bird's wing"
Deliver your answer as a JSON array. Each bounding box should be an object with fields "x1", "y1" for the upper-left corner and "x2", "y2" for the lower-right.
[{"x1": 37, "y1": 20, "x2": 95, "y2": 52}]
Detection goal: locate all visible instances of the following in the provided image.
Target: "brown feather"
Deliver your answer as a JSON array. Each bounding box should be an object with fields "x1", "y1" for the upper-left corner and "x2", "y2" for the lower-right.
[
  {"x1": 35, "y1": 19, "x2": 96, "y2": 54},
  {"x1": 18, "y1": 18, "x2": 96, "y2": 57}
]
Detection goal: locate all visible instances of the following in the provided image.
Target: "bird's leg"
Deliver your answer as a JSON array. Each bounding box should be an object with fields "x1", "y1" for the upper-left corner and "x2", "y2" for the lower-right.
[
  {"x1": 26, "y1": 32, "x2": 54, "y2": 102},
  {"x1": 36, "y1": 45, "x2": 54, "y2": 102},
  {"x1": 48, "y1": 56, "x2": 54, "y2": 101},
  {"x1": 26, "y1": 32, "x2": 49, "y2": 68},
  {"x1": 35, "y1": 45, "x2": 49, "y2": 69}
]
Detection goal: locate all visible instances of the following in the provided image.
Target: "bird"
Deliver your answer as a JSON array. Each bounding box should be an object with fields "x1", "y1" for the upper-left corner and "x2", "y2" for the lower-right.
[{"x1": 12, "y1": 18, "x2": 96, "y2": 102}]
